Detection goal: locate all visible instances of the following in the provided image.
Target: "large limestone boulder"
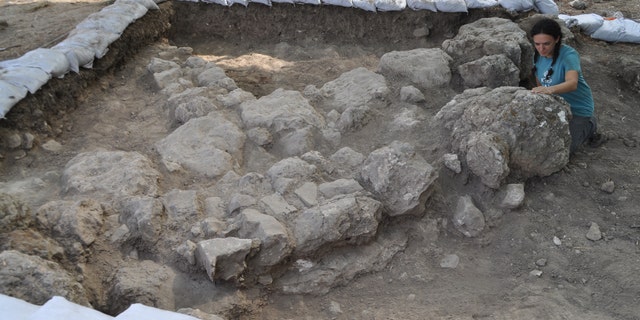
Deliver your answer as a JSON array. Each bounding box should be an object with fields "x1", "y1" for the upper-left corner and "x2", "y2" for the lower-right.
[
  {"x1": 35, "y1": 199, "x2": 104, "y2": 257},
  {"x1": 196, "y1": 237, "x2": 255, "y2": 282},
  {"x1": 236, "y1": 208, "x2": 294, "y2": 269},
  {"x1": 62, "y1": 150, "x2": 160, "y2": 198},
  {"x1": 377, "y1": 48, "x2": 453, "y2": 89},
  {"x1": 156, "y1": 114, "x2": 246, "y2": 178},
  {"x1": 0, "y1": 250, "x2": 89, "y2": 306},
  {"x1": 442, "y1": 17, "x2": 533, "y2": 84},
  {"x1": 317, "y1": 67, "x2": 389, "y2": 113},
  {"x1": 107, "y1": 260, "x2": 177, "y2": 315},
  {"x1": 357, "y1": 141, "x2": 438, "y2": 217},
  {"x1": 434, "y1": 87, "x2": 571, "y2": 188}
]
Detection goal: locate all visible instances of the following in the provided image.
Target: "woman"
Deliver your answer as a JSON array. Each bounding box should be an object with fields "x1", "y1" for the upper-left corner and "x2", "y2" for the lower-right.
[{"x1": 530, "y1": 18, "x2": 605, "y2": 154}]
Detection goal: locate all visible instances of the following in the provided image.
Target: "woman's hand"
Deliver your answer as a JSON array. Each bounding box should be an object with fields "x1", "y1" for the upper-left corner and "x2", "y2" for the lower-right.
[{"x1": 532, "y1": 86, "x2": 554, "y2": 94}]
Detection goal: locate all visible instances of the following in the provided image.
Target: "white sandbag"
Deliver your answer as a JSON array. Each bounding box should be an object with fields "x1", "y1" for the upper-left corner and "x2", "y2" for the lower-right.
[
  {"x1": 51, "y1": 44, "x2": 96, "y2": 72},
  {"x1": 435, "y1": 0, "x2": 467, "y2": 12},
  {"x1": 0, "y1": 293, "x2": 39, "y2": 319},
  {"x1": 559, "y1": 13, "x2": 604, "y2": 35},
  {"x1": 534, "y1": 0, "x2": 558, "y2": 14},
  {"x1": 592, "y1": 18, "x2": 640, "y2": 43},
  {"x1": 29, "y1": 296, "x2": 114, "y2": 320},
  {"x1": 0, "y1": 80, "x2": 28, "y2": 118},
  {"x1": 321, "y1": 0, "x2": 353, "y2": 7},
  {"x1": 228, "y1": 0, "x2": 250, "y2": 5},
  {"x1": 466, "y1": 0, "x2": 498, "y2": 9},
  {"x1": 407, "y1": 0, "x2": 436, "y2": 11},
  {"x1": 0, "y1": 66, "x2": 51, "y2": 94},
  {"x1": 114, "y1": 304, "x2": 199, "y2": 320},
  {"x1": 101, "y1": 2, "x2": 149, "y2": 20},
  {"x1": 201, "y1": 0, "x2": 228, "y2": 5},
  {"x1": 249, "y1": 0, "x2": 272, "y2": 5},
  {"x1": 353, "y1": 0, "x2": 375, "y2": 11},
  {"x1": 116, "y1": 0, "x2": 160, "y2": 10},
  {"x1": 498, "y1": 0, "x2": 534, "y2": 11},
  {"x1": 0, "y1": 48, "x2": 70, "y2": 78},
  {"x1": 294, "y1": 0, "x2": 322, "y2": 4},
  {"x1": 75, "y1": 11, "x2": 136, "y2": 35},
  {"x1": 375, "y1": 0, "x2": 406, "y2": 11},
  {"x1": 64, "y1": 29, "x2": 120, "y2": 59}
]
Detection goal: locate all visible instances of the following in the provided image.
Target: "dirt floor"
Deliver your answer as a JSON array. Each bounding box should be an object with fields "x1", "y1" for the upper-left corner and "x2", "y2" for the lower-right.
[{"x1": 1, "y1": 0, "x2": 640, "y2": 319}]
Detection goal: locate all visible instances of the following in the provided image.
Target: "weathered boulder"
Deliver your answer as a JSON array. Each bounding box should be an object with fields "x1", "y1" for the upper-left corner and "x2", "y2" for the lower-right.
[
  {"x1": 239, "y1": 89, "x2": 325, "y2": 157},
  {"x1": 442, "y1": 17, "x2": 533, "y2": 83},
  {"x1": 107, "y1": 260, "x2": 177, "y2": 315},
  {"x1": 196, "y1": 63, "x2": 238, "y2": 91},
  {"x1": 170, "y1": 96, "x2": 218, "y2": 127},
  {"x1": 377, "y1": 48, "x2": 453, "y2": 89},
  {"x1": 117, "y1": 196, "x2": 163, "y2": 245},
  {"x1": 196, "y1": 237, "x2": 255, "y2": 281},
  {"x1": 292, "y1": 195, "x2": 382, "y2": 255},
  {"x1": 318, "y1": 67, "x2": 389, "y2": 113},
  {"x1": 357, "y1": 141, "x2": 438, "y2": 217},
  {"x1": 156, "y1": 114, "x2": 246, "y2": 178},
  {"x1": 434, "y1": 87, "x2": 571, "y2": 188},
  {"x1": 236, "y1": 208, "x2": 293, "y2": 269},
  {"x1": 62, "y1": 150, "x2": 160, "y2": 198},
  {"x1": 0, "y1": 250, "x2": 89, "y2": 306},
  {"x1": 0, "y1": 193, "x2": 31, "y2": 232},
  {"x1": 35, "y1": 199, "x2": 104, "y2": 257},
  {"x1": 162, "y1": 189, "x2": 200, "y2": 230},
  {"x1": 276, "y1": 230, "x2": 407, "y2": 295},
  {"x1": 457, "y1": 54, "x2": 520, "y2": 89}
]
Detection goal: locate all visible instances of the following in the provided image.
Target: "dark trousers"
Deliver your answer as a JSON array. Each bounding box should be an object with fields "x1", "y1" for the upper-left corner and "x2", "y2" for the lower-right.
[{"x1": 569, "y1": 115, "x2": 597, "y2": 154}]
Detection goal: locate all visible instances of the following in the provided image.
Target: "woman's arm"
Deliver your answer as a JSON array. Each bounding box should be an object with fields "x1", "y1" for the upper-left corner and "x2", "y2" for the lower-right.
[{"x1": 532, "y1": 70, "x2": 579, "y2": 94}]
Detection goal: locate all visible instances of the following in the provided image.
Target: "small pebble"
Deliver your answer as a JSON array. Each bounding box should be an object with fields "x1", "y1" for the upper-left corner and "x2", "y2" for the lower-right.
[
  {"x1": 600, "y1": 180, "x2": 615, "y2": 194},
  {"x1": 553, "y1": 236, "x2": 562, "y2": 246},
  {"x1": 586, "y1": 222, "x2": 602, "y2": 241},
  {"x1": 530, "y1": 270, "x2": 543, "y2": 277},
  {"x1": 535, "y1": 258, "x2": 547, "y2": 267}
]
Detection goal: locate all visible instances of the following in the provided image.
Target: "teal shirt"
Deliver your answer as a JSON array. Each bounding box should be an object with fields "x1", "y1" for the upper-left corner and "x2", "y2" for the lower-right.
[{"x1": 534, "y1": 44, "x2": 594, "y2": 117}]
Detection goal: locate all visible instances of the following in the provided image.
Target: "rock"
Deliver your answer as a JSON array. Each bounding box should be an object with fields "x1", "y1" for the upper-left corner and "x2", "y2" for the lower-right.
[
  {"x1": 452, "y1": 195, "x2": 485, "y2": 237},
  {"x1": 0, "y1": 193, "x2": 31, "y2": 232},
  {"x1": 294, "y1": 181, "x2": 318, "y2": 207},
  {"x1": 170, "y1": 96, "x2": 218, "y2": 127},
  {"x1": 586, "y1": 222, "x2": 602, "y2": 241},
  {"x1": 442, "y1": 17, "x2": 533, "y2": 83},
  {"x1": 569, "y1": 0, "x2": 587, "y2": 10},
  {"x1": 529, "y1": 269, "x2": 543, "y2": 277},
  {"x1": 600, "y1": 180, "x2": 615, "y2": 194},
  {"x1": 147, "y1": 57, "x2": 180, "y2": 74},
  {"x1": 196, "y1": 64, "x2": 237, "y2": 90},
  {"x1": 62, "y1": 150, "x2": 160, "y2": 198},
  {"x1": 276, "y1": 230, "x2": 407, "y2": 295},
  {"x1": 553, "y1": 236, "x2": 562, "y2": 246},
  {"x1": 0, "y1": 250, "x2": 89, "y2": 306},
  {"x1": 4, "y1": 132, "x2": 22, "y2": 149},
  {"x1": 161, "y1": 189, "x2": 200, "y2": 229},
  {"x1": 378, "y1": 49, "x2": 452, "y2": 89},
  {"x1": 434, "y1": 87, "x2": 571, "y2": 188},
  {"x1": 156, "y1": 114, "x2": 245, "y2": 178},
  {"x1": 260, "y1": 193, "x2": 298, "y2": 221},
  {"x1": 535, "y1": 258, "x2": 547, "y2": 267},
  {"x1": 329, "y1": 301, "x2": 343, "y2": 315},
  {"x1": 357, "y1": 141, "x2": 437, "y2": 217},
  {"x1": 117, "y1": 196, "x2": 164, "y2": 244},
  {"x1": 318, "y1": 178, "x2": 364, "y2": 199},
  {"x1": 107, "y1": 260, "x2": 177, "y2": 315},
  {"x1": 236, "y1": 208, "x2": 294, "y2": 268},
  {"x1": 41, "y1": 139, "x2": 63, "y2": 152},
  {"x1": 196, "y1": 237, "x2": 254, "y2": 282},
  {"x1": 458, "y1": 54, "x2": 520, "y2": 89},
  {"x1": 292, "y1": 195, "x2": 382, "y2": 255},
  {"x1": 153, "y1": 67, "x2": 182, "y2": 89},
  {"x1": 318, "y1": 67, "x2": 389, "y2": 113},
  {"x1": 501, "y1": 183, "x2": 525, "y2": 209},
  {"x1": 440, "y1": 254, "x2": 460, "y2": 269},
  {"x1": 216, "y1": 88, "x2": 255, "y2": 109},
  {"x1": 35, "y1": 199, "x2": 104, "y2": 256},
  {"x1": 400, "y1": 85, "x2": 425, "y2": 103},
  {"x1": 443, "y1": 153, "x2": 462, "y2": 174}
]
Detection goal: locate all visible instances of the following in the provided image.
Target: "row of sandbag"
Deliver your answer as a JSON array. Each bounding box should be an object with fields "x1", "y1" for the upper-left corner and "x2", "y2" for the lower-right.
[
  {"x1": 2, "y1": 294, "x2": 201, "y2": 320},
  {"x1": 181, "y1": 0, "x2": 560, "y2": 14},
  {"x1": 559, "y1": 13, "x2": 640, "y2": 43},
  {"x1": 0, "y1": 0, "x2": 160, "y2": 118}
]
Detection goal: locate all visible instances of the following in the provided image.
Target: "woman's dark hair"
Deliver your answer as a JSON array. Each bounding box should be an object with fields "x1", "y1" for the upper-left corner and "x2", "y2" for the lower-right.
[{"x1": 531, "y1": 18, "x2": 563, "y2": 73}]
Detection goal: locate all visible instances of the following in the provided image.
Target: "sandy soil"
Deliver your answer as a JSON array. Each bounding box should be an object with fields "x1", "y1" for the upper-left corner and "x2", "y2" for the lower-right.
[{"x1": 1, "y1": 0, "x2": 640, "y2": 319}]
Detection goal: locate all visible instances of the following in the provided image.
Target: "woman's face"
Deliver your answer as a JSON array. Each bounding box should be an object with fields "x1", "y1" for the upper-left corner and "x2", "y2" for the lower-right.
[{"x1": 533, "y1": 33, "x2": 559, "y2": 58}]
